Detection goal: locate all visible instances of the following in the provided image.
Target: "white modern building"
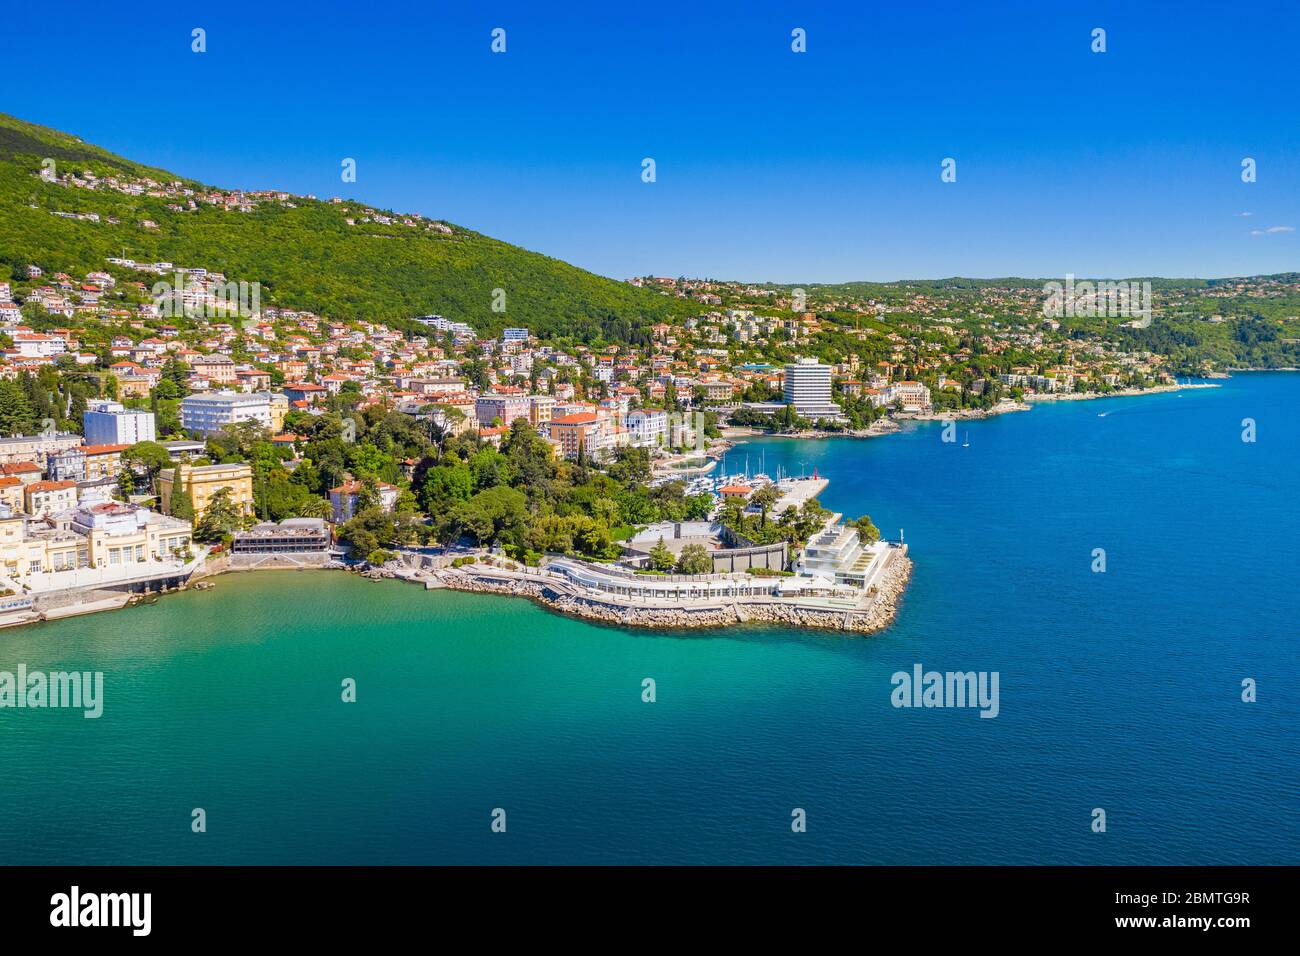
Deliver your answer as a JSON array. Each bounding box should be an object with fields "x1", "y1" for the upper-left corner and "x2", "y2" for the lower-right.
[
  {"x1": 795, "y1": 513, "x2": 890, "y2": 590},
  {"x1": 783, "y1": 358, "x2": 843, "y2": 419},
  {"x1": 82, "y1": 400, "x2": 157, "y2": 446},
  {"x1": 416, "y1": 315, "x2": 476, "y2": 339},
  {"x1": 180, "y1": 391, "x2": 273, "y2": 436}
]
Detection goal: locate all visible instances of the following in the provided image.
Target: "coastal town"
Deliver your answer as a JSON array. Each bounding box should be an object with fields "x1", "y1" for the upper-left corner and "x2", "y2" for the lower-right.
[
  {"x1": 0, "y1": 262, "x2": 919, "y2": 630},
  {"x1": 1, "y1": 161, "x2": 1285, "y2": 630}
]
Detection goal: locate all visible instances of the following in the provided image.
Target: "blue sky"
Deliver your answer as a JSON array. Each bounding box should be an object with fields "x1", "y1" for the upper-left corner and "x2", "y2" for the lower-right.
[{"x1": 5, "y1": 1, "x2": 1298, "y2": 282}]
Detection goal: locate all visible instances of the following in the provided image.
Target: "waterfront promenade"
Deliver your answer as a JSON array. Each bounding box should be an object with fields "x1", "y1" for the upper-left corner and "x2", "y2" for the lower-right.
[
  {"x1": 432, "y1": 545, "x2": 911, "y2": 633},
  {"x1": 0, "y1": 548, "x2": 209, "y2": 628}
]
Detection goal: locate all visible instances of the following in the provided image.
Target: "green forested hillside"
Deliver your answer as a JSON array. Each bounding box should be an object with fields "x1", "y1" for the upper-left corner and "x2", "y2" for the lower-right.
[{"x1": 0, "y1": 112, "x2": 687, "y2": 344}]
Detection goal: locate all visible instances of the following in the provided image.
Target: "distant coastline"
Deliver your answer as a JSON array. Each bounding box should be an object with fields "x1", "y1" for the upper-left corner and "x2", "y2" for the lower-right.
[{"x1": 719, "y1": 381, "x2": 1221, "y2": 442}]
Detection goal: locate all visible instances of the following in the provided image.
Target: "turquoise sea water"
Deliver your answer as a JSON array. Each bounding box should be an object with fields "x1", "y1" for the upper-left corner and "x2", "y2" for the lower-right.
[{"x1": 1, "y1": 374, "x2": 1297, "y2": 865}]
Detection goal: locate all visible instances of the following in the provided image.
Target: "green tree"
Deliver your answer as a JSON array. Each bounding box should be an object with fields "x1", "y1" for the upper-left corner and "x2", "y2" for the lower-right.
[
  {"x1": 168, "y1": 467, "x2": 195, "y2": 521},
  {"x1": 442, "y1": 485, "x2": 528, "y2": 547},
  {"x1": 647, "y1": 536, "x2": 676, "y2": 571},
  {"x1": 684, "y1": 492, "x2": 713, "y2": 520},
  {"x1": 0, "y1": 379, "x2": 36, "y2": 434},
  {"x1": 354, "y1": 476, "x2": 382, "y2": 513},
  {"x1": 419, "y1": 459, "x2": 474, "y2": 513},
  {"x1": 675, "y1": 543, "x2": 713, "y2": 575},
  {"x1": 751, "y1": 484, "x2": 781, "y2": 527},
  {"x1": 194, "y1": 486, "x2": 246, "y2": 542},
  {"x1": 125, "y1": 441, "x2": 172, "y2": 494},
  {"x1": 850, "y1": 514, "x2": 881, "y2": 544},
  {"x1": 294, "y1": 496, "x2": 332, "y2": 520}
]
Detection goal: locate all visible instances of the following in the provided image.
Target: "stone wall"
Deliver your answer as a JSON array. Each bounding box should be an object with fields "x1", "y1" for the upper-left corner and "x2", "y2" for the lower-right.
[
  {"x1": 227, "y1": 552, "x2": 332, "y2": 570},
  {"x1": 32, "y1": 587, "x2": 126, "y2": 612},
  {"x1": 438, "y1": 554, "x2": 913, "y2": 635},
  {"x1": 708, "y1": 541, "x2": 787, "y2": 574}
]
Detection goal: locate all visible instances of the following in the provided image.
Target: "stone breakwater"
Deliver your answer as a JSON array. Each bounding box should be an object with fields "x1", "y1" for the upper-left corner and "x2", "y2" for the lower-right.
[{"x1": 436, "y1": 555, "x2": 913, "y2": 634}]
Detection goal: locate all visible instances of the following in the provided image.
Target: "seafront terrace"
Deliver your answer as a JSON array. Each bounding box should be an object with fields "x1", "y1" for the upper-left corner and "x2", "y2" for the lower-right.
[
  {"x1": 474, "y1": 550, "x2": 905, "y2": 612},
  {"x1": 547, "y1": 557, "x2": 797, "y2": 601},
  {"x1": 13, "y1": 547, "x2": 209, "y2": 595}
]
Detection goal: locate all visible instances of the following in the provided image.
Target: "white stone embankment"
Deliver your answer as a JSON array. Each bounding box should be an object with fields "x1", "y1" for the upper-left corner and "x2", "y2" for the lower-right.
[{"x1": 436, "y1": 554, "x2": 913, "y2": 634}]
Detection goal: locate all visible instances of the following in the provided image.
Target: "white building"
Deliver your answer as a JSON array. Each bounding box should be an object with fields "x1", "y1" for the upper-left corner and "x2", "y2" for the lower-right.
[
  {"x1": 883, "y1": 381, "x2": 933, "y2": 413},
  {"x1": 82, "y1": 400, "x2": 157, "y2": 446},
  {"x1": 329, "y1": 478, "x2": 399, "y2": 524},
  {"x1": 11, "y1": 332, "x2": 67, "y2": 358},
  {"x1": 180, "y1": 391, "x2": 273, "y2": 436},
  {"x1": 626, "y1": 408, "x2": 669, "y2": 447},
  {"x1": 795, "y1": 513, "x2": 886, "y2": 590},
  {"x1": 783, "y1": 358, "x2": 843, "y2": 419}
]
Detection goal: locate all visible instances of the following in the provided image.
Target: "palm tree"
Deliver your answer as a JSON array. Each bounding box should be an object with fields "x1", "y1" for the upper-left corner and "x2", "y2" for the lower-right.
[{"x1": 295, "y1": 496, "x2": 332, "y2": 520}]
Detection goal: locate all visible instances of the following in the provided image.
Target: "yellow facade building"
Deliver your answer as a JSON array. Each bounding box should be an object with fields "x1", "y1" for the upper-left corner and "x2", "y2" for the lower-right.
[
  {"x1": 158, "y1": 462, "x2": 255, "y2": 520},
  {"x1": 0, "y1": 501, "x2": 192, "y2": 582}
]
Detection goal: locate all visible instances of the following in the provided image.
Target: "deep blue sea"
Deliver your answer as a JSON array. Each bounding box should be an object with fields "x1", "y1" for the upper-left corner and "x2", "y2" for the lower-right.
[{"x1": 2, "y1": 373, "x2": 1297, "y2": 864}]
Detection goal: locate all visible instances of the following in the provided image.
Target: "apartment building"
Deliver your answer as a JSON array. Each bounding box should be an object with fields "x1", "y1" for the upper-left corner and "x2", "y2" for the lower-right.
[
  {"x1": 329, "y1": 478, "x2": 399, "y2": 524},
  {"x1": 82, "y1": 400, "x2": 157, "y2": 446},
  {"x1": 547, "y1": 412, "x2": 605, "y2": 460},
  {"x1": 24, "y1": 480, "x2": 79, "y2": 517},
  {"x1": 528, "y1": 395, "x2": 555, "y2": 429},
  {"x1": 884, "y1": 380, "x2": 933, "y2": 413},
  {"x1": 475, "y1": 394, "x2": 532, "y2": 428},
  {"x1": 180, "y1": 391, "x2": 273, "y2": 436},
  {"x1": 0, "y1": 500, "x2": 192, "y2": 580},
  {"x1": 190, "y1": 354, "x2": 237, "y2": 384},
  {"x1": 626, "y1": 408, "x2": 669, "y2": 447},
  {"x1": 0, "y1": 433, "x2": 83, "y2": 468}
]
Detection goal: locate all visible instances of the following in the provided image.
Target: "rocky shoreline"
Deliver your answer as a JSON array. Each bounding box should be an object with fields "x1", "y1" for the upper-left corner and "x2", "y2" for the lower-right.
[
  {"x1": 434, "y1": 554, "x2": 913, "y2": 634},
  {"x1": 1024, "y1": 382, "x2": 1219, "y2": 402},
  {"x1": 0, "y1": 542, "x2": 913, "y2": 636}
]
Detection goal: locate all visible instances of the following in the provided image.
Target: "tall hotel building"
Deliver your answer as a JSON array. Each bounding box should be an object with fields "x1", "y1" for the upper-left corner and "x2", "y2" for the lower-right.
[{"x1": 783, "y1": 358, "x2": 843, "y2": 419}]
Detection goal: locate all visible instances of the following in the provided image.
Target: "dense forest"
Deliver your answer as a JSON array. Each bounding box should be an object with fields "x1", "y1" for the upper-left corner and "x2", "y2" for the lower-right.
[{"x1": 0, "y1": 112, "x2": 688, "y2": 344}]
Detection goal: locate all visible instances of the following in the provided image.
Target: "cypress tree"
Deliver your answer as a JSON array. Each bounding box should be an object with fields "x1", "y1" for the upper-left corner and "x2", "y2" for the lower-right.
[{"x1": 170, "y1": 467, "x2": 195, "y2": 521}]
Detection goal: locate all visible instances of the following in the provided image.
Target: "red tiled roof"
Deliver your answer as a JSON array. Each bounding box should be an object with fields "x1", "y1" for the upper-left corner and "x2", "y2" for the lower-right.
[
  {"x1": 27, "y1": 480, "x2": 77, "y2": 492},
  {"x1": 330, "y1": 480, "x2": 397, "y2": 495}
]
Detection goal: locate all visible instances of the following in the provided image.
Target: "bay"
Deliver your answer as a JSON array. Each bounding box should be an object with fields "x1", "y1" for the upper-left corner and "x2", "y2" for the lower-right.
[{"x1": 1, "y1": 374, "x2": 1297, "y2": 864}]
